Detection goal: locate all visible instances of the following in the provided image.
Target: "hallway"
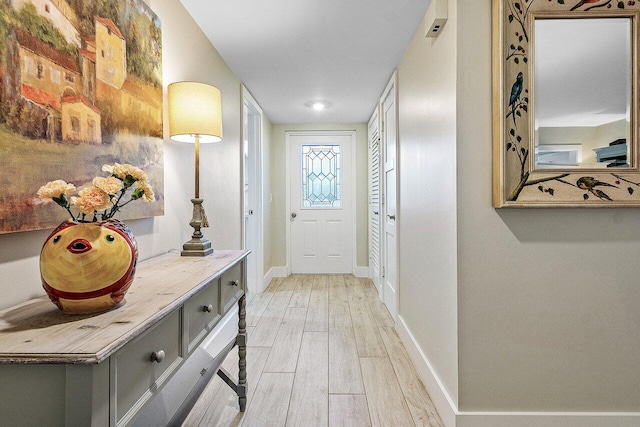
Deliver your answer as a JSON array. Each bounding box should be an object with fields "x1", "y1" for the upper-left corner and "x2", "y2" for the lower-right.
[{"x1": 183, "y1": 275, "x2": 443, "y2": 426}]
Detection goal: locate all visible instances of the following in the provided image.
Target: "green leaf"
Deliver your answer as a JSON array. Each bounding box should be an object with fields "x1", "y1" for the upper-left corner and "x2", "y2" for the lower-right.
[
  {"x1": 131, "y1": 188, "x2": 144, "y2": 200},
  {"x1": 52, "y1": 194, "x2": 68, "y2": 208},
  {"x1": 520, "y1": 147, "x2": 526, "y2": 155},
  {"x1": 522, "y1": 105, "x2": 528, "y2": 112},
  {"x1": 583, "y1": 194, "x2": 589, "y2": 200},
  {"x1": 548, "y1": 188, "x2": 555, "y2": 196},
  {"x1": 516, "y1": 136, "x2": 522, "y2": 142},
  {"x1": 510, "y1": 44, "x2": 516, "y2": 50},
  {"x1": 557, "y1": 0, "x2": 564, "y2": 4},
  {"x1": 523, "y1": 57, "x2": 528, "y2": 63},
  {"x1": 519, "y1": 35, "x2": 523, "y2": 42},
  {"x1": 516, "y1": 110, "x2": 521, "y2": 117},
  {"x1": 506, "y1": 142, "x2": 513, "y2": 150},
  {"x1": 538, "y1": 185, "x2": 544, "y2": 192},
  {"x1": 618, "y1": 1, "x2": 625, "y2": 8},
  {"x1": 629, "y1": 187, "x2": 634, "y2": 195},
  {"x1": 510, "y1": 129, "x2": 515, "y2": 136},
  {"x1": 509, "y1": 14, "x2": 514, "y2": 23},
  {"x1": 514, "y1": 58, "x2": 519, "y2": 64},
  {"x1": 124, "y1": 175, "x2": 136, "y2": 187}
]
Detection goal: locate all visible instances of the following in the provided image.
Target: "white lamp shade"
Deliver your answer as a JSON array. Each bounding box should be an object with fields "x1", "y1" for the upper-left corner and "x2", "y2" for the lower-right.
[{"x1": 168, "y1": 82, "x2": 223, "y2": 143}]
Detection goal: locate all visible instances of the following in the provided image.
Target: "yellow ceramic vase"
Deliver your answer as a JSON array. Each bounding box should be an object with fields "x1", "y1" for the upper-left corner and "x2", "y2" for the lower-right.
[{"x1": 40, "y1": 219, "x2": 138, "y2": 314}]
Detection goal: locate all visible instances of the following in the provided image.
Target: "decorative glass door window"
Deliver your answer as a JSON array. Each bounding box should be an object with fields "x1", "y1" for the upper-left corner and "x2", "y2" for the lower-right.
[{"x1": 301, "y1": 145, "x2": 341, "y2": 208}]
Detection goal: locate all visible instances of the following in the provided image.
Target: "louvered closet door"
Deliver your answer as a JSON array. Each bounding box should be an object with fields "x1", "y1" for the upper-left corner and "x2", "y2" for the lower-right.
[{"x1": 369, "y1": 127, "x2": 381, "y2": 294}]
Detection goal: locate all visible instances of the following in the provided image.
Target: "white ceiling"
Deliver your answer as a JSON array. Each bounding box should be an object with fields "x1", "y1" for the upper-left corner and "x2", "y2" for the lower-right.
[{"x1": 179, "y1": 0, "x2": 432, "y2": 124}]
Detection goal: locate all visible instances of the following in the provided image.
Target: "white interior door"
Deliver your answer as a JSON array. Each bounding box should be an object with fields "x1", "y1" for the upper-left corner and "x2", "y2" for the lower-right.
[
  {"x1": 382, "y1": 75, "x2": 398, "y2": 319},
  {"x1": 288, "y1": 132, "x2": 354, "y2": 274},
  {"x1": 368, "y1": 108, "x2": 382, "y2": 296},
  {"x1": 242, "y1": 87, "x2": 263, "y2": 293}
]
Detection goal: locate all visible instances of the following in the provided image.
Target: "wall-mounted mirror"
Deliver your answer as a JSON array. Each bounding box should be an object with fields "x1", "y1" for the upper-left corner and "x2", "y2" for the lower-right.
[{"x1": 493, "y1": 0, "x2": 640, "y2": 207}]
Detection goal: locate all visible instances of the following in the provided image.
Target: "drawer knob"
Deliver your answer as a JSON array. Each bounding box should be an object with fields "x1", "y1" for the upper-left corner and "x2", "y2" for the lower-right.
[
  {"x1": 203, "y1": 304, "x2": 214, "y2": 313},
  {"x1": 231, "y1": 280, "x2": 240, "y2": 287},
  {"x1": 150, "y1": 350, "x2": 165, "y2": 363}
]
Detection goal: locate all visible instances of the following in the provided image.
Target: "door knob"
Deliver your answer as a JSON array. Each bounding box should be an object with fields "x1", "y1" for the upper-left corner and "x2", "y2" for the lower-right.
[
  {"x1": 291, "y1": 212, "x2": 297, "y2": 219},
  {"x1": 248, "y1": 210, "x2": 254, "y2": 215}
]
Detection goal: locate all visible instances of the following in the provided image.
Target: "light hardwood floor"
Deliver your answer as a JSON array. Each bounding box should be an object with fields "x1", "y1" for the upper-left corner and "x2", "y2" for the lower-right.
[{"x1": 183, "y1": 275, "x2": 443, "y2": 427}]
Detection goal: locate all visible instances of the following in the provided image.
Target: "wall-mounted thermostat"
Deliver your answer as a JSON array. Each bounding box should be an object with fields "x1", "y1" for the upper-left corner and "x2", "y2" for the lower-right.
[{"x1": 425, "y1": 0, "x2": 447, "y2": 38}]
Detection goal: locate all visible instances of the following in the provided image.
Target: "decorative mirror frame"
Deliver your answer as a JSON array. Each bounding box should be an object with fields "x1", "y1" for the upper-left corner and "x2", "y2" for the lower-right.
[{"x1": 493, "y1": 0, "x2": 640, "y2": 207}]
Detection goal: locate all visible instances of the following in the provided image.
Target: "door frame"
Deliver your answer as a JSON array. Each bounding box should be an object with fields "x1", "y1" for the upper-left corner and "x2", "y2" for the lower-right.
[
  {"x1": 240, "y1": 85, "x2": 264, "y2": 293},
  {"x1": 285, "y1": 130, "x2": 357, "y2": 275}
]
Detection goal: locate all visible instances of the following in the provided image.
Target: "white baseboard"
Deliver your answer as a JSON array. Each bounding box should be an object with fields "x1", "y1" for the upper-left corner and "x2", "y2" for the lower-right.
[
  {"x1": 353, "y1": 266, "x2": 369, "y2": 278},
  {"x1": 396, "y1": 315, "x2": 457, "y2": 427},
  {"x1": 263, "y1": 266, "x2": 287, "y2": 289},
  {"x1": 396, "y1": 316, "x2": 640, "y2": 427},
  {"x1": 457, "y1": 412, "x2": 640, "y2": 427}
]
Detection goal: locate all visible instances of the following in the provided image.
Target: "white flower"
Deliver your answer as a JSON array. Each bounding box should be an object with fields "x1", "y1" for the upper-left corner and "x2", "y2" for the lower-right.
[
  {"x1": 93, "y1": 176, "x2": 122, "y2": 195},
  {"x1": 37, "y1": 180, "x2": 76, "y2": 199}
]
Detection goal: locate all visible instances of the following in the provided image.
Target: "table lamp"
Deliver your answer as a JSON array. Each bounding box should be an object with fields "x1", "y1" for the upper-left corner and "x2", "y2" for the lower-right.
[{"x1": 168, "y1": 81, "x2": 223, "y2": 256}]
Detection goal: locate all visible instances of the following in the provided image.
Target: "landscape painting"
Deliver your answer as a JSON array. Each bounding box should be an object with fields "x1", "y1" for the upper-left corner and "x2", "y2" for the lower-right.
[{"x1": 0, "y1": 0, "x2": 163, "y2": 233}]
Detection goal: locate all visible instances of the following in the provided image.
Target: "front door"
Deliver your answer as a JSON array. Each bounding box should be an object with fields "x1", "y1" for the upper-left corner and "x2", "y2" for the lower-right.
[{"x1": 288, "y1": 132, "x2": 354, "y2": 274}]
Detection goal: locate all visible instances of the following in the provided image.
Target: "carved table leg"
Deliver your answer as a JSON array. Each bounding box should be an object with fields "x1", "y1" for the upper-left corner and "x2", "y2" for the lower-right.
[{"x1": 237, "y1": 293, "x2": 247, "y2": 411}]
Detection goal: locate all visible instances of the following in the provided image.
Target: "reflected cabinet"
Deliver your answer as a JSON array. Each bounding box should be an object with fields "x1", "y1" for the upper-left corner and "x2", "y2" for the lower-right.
[{"x1": 493, "y1": 0, "x2": 640, "y2": 207}]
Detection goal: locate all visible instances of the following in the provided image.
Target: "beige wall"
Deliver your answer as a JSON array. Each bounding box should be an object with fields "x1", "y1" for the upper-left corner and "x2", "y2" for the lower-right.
[
  {"x1": 0, "y1": 0, "x2": 243, "y2": 310},
  {"x1": 397, "y1": 0, "x2": 459, "y2": 407},
  {"x1": 269, "y1": 123, "x2": 369, "y2": 270},
  {"x1": 456, "y1": 0, "x2": 640, "y2": 412},
  {"x1": 397, "y1": 0, "x2": 640, "y2": 416}
]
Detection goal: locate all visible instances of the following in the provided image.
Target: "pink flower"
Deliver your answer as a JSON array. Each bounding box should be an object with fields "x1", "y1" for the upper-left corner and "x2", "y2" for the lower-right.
[{"x1": 72, "y1": 186, "x2": 112, "y2": 215}]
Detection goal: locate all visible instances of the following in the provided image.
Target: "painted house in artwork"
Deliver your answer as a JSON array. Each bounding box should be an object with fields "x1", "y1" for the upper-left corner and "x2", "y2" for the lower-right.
[
  {"x1": 3, "y1": 1, "x2": 161, "y2": 143},
  {"x1": 121, "y1": 75, "x2": 162, "y2": 125},
  {"x1": 11, "y1": 0, "x2": 80, "y2": 45},
  {"x1": 95, "y1": 16, "x2": 126, "y2": 90},
  {"x1": 93, "y1": 16, "x2": 162, "y2": 129},
  {"x1": 60, "y1": 95, "x2": 101, "y2": 143},
  {"x1": 78, "y1": 46, "x2": 96, "y2": 103},
  {"x1": 8, "y1": 27, "x2": 84, "y2": 141},
  {"x1": 15, "y1": 27, "x2": 82, "y2": 109},
  {"x1": 12, "y1": 26, "x2": 100, "y2": 143}
]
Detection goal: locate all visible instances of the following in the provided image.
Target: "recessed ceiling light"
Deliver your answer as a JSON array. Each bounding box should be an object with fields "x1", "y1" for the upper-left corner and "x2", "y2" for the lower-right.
[{"x1": 305, "y1": 100, "x2": 331, "y2": 111}]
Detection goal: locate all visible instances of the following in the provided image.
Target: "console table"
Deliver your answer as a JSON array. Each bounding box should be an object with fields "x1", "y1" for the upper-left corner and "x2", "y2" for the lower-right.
[{"x1": 0, "y1": 250, "x2": 249, "y2": 426}]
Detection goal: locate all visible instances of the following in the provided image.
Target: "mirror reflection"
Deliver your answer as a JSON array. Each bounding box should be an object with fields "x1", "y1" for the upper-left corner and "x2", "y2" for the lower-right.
[{"x1": 534, "y1": 18, "x2": 632, "y2": 169}]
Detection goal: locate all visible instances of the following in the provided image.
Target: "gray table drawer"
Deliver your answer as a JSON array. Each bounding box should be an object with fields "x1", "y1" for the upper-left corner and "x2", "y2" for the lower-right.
[
  {"x1": 113, "y1": 309, "x2": 183, "y2": 426},
  {"x1": 186, "y1": 279, "x2": 220, "y2": 351},
  {"x1": 221, "y1": 261, "x2": 244, "y2": 313}
]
